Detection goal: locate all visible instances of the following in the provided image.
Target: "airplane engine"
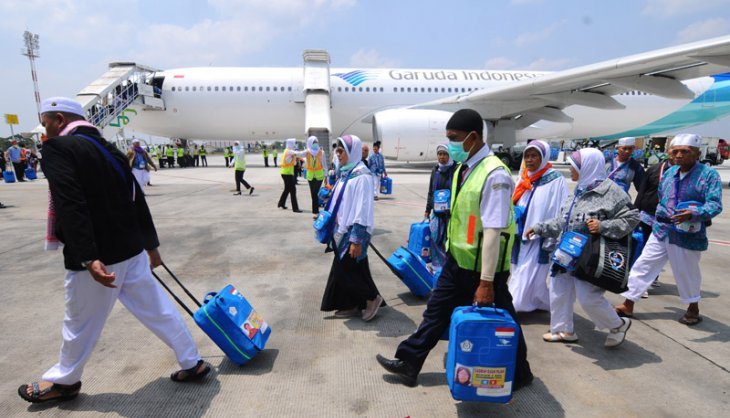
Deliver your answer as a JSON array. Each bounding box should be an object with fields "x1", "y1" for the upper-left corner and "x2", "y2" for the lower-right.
[{"x1": 372, "y1": 109, "x2": 453, "y2": 161}]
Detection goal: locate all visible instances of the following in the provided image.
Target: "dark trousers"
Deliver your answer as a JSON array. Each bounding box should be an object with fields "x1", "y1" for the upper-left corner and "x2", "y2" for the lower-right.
[
  {"x1": 234, "y1": 169, "x2": 251, "y2": 191},
  {"x1": 167, "y1": 156, "x2": 174, "y2": 168},
  {"x1": 395, "y1": 254, "x2": 532, "y2": 385},
  {"x1": 194, "y1": 155, "x2": 200, "y2": 166},
  {"x1": 264, "y1": 156, "x2": 269, "y2": 167},
  {"x1": 278, "y1": 174, "x2": 299, "y2": 211},
  {"x1": 201, "y1": 156, "x2": 208, "y2": 167},
  {"x1": 307, "y1": 178, "x2": 323, "y2": 214},
  {"x1": 159, "y1": 158, "x2": 166, "y2": 168},
  {"x1": 273, "y1": 157, "x2": 278, "y2": 167},
  {"x1": 13, "y1": 162, "x2": 26, "y2": 181}
]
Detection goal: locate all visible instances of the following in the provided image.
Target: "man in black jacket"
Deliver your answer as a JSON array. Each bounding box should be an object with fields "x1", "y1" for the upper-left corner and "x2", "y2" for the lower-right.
[{"x1": 18, "y1": 98, "x2": 209, "y2": 404}]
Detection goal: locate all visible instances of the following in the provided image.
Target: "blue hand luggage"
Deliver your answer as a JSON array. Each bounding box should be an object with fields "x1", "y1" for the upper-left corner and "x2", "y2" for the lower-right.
[
  {"x1": 194, "y1": 284, "x2": 272, "y2": 365},
  {"x1": 385, "y1": 246, "x2": 435, "y2": 297},
  {"x1": 380, "y1": 177, "x2": 392, "y2": 194},
  {"x1": 152, "y1": 264, "x2": 271, "y2": 366},
  {"x1": 3, "y1": 169, "x2": 16, "y2": 183},
  {"x1": 408, "y1": 222, "x2": 431, "y2": 263},
  {"x1": 446, "y1": 306, "x2": 519, "y2": 403},
  {"x1": 24, "y1": 167, "x2": 37, "y2": 180}
]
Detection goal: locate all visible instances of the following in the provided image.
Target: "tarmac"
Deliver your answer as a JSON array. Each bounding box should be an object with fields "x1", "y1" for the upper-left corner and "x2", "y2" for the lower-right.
[{"x1": 1, "y1": 154, "x2": 729, "y2": 418}]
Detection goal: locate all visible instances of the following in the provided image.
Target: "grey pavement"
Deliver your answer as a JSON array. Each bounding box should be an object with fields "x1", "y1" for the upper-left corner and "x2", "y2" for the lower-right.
[{"x1": 1, "y1": 154, "x2": 729, "y2": 417}]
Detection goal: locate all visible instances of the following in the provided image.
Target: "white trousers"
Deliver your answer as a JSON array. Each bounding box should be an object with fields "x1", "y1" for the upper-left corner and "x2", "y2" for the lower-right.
[
  {"x1": 550, "y1": 271, "x2": 623, "y2": 333},
  {"x1": 621, "y1": 234, "x2": 702, "y2": 304},
  {"x1": 132, "y1": 168, "x2": 150, "y2": 191},
  {"x1": 372, "y1": 174, "x2": 380, "y2": 197},
  {"x1": 43, "y1": 251, "x2": 200, "y2": 385}
]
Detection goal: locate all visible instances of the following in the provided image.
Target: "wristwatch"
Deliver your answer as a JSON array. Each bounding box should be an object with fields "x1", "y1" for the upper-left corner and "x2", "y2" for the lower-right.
[{"x1": 80, "y1": 260, "x2": 94, "y2": 269}]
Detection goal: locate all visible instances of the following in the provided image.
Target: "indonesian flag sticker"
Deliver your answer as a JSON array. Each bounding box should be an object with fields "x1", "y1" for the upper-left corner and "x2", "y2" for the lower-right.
[{"x1": 495, "y1": 327, "x2": 515, "y2": 337}]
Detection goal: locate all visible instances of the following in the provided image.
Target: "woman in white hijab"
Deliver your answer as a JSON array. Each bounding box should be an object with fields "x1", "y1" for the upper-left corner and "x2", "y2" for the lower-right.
[
  {"x1": 424, "y1": 144, "x2": 456, "y2": 271},
  {"x1": 509, "y1": 140, "x2": 568, "y2": 312},
  {"x1": 320, "y1": 134, "x2": 384, "y2": 322},
  {"x1": 277, "y1": 138, "x2": 304, "y2": 213},
  {"x1": 527, "y1": 148, "x2": 638, "y2": 348}
]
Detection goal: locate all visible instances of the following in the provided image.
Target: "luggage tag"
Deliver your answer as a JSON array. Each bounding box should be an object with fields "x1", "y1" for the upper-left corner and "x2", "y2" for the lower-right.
[
  {"x1": 674, "y1": 201, "x2": 703, "y2": 233},
  {"x1": 552, "y1": 231, "x2": 588, "y2": 271},
  {"x1": 433, "y1": 189, "x2": 451, "y2": 213}
]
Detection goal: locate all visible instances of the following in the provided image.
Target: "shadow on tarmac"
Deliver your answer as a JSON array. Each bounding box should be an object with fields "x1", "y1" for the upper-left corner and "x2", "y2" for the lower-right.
[
  {"x1": 342, "y1": 307, "x2": 418, "y2": 338},
  {"x1": 641, "y1": 306, "x2": 730, "y2": 344},
  {"x1": 28, "y1": 377, "x2": 221, "y2": 418},
  {"x1": 455, "y1": 378, "x2": 566, "y2": 418},
  {"x1": 216, "y1": 348, "x2": 280, "y2": 376}
]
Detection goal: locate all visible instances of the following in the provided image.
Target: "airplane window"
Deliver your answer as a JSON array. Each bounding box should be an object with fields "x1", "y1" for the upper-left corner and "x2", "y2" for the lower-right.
[
  {"x1": 448, "y1": 88, "x2": 452, "y2": 92},
  {"x1": 192, "y1": 86, "x2": 197, "y2": 91},
  {"x1": 171, "y1": 86, "x2": 175, "y2": 92},
  {"x1": 207, "y1": 86, "x2": 211, "y2": 91},
  {"x1": 244, "y1": 86, "x2": 248, "y2": 91},
  {"x1": 266, "y1": 87, "x2": 270, "y2": 91},
  {"x1": 288, "y1": 87, "x2": 292, "y2": 91},
  {"x1": 259, "y1": 87, "x2": 263, "y2": 91},
  {"x1": 215, "y1": 86, "x2": 219, "y2": 91},
  {"x1": 229, "y1": 86, "x2": 234, "y2": 91},
  {"x1": 420, "y1": 88, "x2": 424, "y2": 92},
  {"x1": 359, "y1": 87, "x2": 363, "y2": 92},
  {"x1": 400, "y1": 87, "x2": 404, "y2": 92},
  {"x1": 407, "y1": 87, "x2": 411, "y2": 92},
  {"x1": 185, "y1": 86, "x2": 189, "y2": 92},
  {"x1": 274, "y1": 87, "x2": 278, "y2": 91},
  {"x1": 365, "y1": 87, "x2": 370, "y2": 92},
  {"x1": 393, "y1": 87, "x2": 397, "y2": 92},
  {"x1": 461, "y1": 88, "x2": 465, "y2": 92},
  {"x1": 222, "y1": 86, "x2": 226, "y2": 91}
]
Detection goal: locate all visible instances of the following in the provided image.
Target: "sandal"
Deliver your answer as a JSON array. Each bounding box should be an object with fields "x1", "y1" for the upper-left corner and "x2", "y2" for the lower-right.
[
  {"x1": 542, "y1": 331, "x2": 579, "y2": 343},
  {"x1": 678, "y1": 314, "x2": 703, "y2": 326},
  {"x1": 17, "y1": 381, "x2": 81, "y2": 403},
  {"x1": 170, "y1": 360, "x2": 211, "y2": 382},
  {"x1": 615, "y1": 307, "x2": 634, "y2": 318}
]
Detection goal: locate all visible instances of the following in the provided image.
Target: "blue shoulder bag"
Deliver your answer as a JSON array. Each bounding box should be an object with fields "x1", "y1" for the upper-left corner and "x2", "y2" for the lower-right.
[{"x1": 313, "y1": 174, "x2": 350, "y2": 244}]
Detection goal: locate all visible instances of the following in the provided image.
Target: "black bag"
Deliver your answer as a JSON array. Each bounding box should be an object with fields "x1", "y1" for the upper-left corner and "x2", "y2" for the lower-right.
[{"x1": 573, "y1": 233, "x2": 636, "y2": 294}]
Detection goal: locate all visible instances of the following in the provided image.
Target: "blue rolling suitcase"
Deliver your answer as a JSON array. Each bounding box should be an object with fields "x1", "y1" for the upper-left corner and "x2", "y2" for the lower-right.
[
  {"x1": 152, "y1": 264, "x2": 271, "y2": 366},
  {"x1": 380, "y1": 177, "x2": 392, "y2": 195},
  {"x1": 3, "y1": 169, "x2": 16, "y2": 183},
  {"x1": 24, "y1": 167, "x2": 37, "y2": 180},
  {"x1": 446, "y1": 306, "x2": 519, "y2": 403},
  {"x1": 385, "y1": 246, "x2": 435, "y2": 297},
  {"x1": 408, "y1": 221, "x2": 431, "y2": 263}
]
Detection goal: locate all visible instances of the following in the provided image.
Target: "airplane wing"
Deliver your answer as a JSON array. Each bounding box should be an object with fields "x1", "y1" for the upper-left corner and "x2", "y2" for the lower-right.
[{"x1": 412, "y1": 35, "x2": 730, "y2": 129}]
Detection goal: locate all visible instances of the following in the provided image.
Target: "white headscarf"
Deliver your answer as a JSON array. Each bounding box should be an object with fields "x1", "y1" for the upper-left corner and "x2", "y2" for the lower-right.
[
  {"x1": 436, "y1": 143, "x2": 453, "y2": 169},
  {"x1": 523, "y1": 140, "x2": 550, "y2": 175},
  {"x1": 568, "y1": 148, "x2": 606, "y2": 192},
  {"x1": 337, "y1": 134, "x2": 363, "y2": 171},
  {"x1": 286, "y1": 138, "x2": 296, "y2": 150},
  {"x1": 306, "y1": 135, "x2": 319, "y2": 155}
]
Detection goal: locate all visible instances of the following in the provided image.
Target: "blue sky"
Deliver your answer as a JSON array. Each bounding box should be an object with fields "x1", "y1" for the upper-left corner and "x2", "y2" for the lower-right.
[{"x1": 2, "y1": 0, "x2": 730, "y2": 136}]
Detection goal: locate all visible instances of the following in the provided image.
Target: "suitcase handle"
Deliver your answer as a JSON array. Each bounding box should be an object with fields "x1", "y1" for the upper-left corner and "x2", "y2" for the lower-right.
[{"x1": 151, "y1": 262, "x2": 203, "y2": 319}]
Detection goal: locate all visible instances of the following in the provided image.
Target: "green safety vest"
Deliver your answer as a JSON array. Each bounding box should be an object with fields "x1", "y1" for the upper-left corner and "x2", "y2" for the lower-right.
[
  {"x1": 273, "y1": 150, "x2": 278, "y2": 157},
  {"x1": 177, "y1": 148, "x2": 184, "y2": 157},
  {"x1": 280, "y1": 149, "x2": 295, "y2": 175},
  {"x1": 446, "y1": 155, "x2": 515, "y2": 273},
  {"x1": 234, "y1": 150, "x2": 246, "y2": 170},
  {"x1": 199, "y1": 147, "x2": 207, "y2": 156},
  {"x1": 166, "y1": 148, "x2": 173, "y2": 157},
  {"x1": 263, "y1": 149, "x2": 269, "y2": 157}
]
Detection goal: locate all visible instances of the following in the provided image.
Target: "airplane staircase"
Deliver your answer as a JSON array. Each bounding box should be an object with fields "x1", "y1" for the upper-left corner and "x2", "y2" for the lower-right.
[
  {"x1": 302, "y1": 50, "x2": 333, "y2": 163},
  {"x1": 74, "y1": 62, "x2": 164, "y2": 148}
]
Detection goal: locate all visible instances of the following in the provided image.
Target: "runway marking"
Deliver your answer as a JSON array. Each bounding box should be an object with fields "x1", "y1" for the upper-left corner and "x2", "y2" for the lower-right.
[{"x1": 709, "y1": 239, "x2": 730, "y2": 247}]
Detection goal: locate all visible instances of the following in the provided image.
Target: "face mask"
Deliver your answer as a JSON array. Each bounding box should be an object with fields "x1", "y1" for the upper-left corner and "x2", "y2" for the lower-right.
[
  {"x1": 311, "y1": 144, "x2": 319, "y2": 152},
  {"x1": 341, "y1": 161, "x2": 356, "y2": 172},
  {"x1": 448, "y1": 132, "x2": 472, "y2": 163}
]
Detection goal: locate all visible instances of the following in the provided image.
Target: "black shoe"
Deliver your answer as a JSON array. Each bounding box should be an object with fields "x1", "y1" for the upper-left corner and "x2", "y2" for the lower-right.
[
  {"x1": 249, "y1": 187, "x2": 255, "y2": 195},
  {"x1": 278, "y1": 205, "x2": 288, "y2": 210},
  {"x1": 293, "y1": 209, "x2": 303, "y2": 213},
  {"x1": 0, "y1": 203, "x2": 6, "y2": 209},
  {"x1": 233, "y1": 191, "x2": 241, "y2": 195},
  {"x1": 512, "y1": 371, "x2": 534, "y2": 392},
  {"x1": 376, "y1": 354, "x2": 418, "y2": 387}
]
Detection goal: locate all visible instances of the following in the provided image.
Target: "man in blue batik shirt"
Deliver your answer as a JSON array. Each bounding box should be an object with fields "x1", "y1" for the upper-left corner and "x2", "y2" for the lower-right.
[
  {"x1": 606, "y1": 136, "x2": 645, "y2": 197},
  {"x1": 367, "y1": 141, "x2": 387, "y2": 200},
  {"x1": 616, "y1": 133, "x2": 722, "y2": 326}
]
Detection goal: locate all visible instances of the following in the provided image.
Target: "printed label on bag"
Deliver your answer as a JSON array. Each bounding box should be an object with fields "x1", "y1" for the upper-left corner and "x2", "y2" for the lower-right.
[
  {"x1": 454, "y1": 364, "x2": 511, "y2": 396},
  {"x1": 241, "y1": 310, "x2": 269, "y2": 339}
]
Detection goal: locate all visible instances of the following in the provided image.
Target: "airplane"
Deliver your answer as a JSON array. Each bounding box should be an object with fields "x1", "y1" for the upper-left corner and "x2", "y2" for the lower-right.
[{"x1": 83, "y1": 35, "x2": 730, "y2": 163}]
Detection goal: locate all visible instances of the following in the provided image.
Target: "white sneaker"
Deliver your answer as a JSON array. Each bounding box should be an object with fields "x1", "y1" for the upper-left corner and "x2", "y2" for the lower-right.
[
  {"x1": 641, "y1": 290, "x2": 649, "y2": 299},
  {"x1": 605, "y1": 317, "x2": 632, "y2": 348}
]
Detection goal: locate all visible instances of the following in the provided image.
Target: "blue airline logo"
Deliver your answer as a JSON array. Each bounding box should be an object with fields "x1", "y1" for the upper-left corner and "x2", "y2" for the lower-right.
[{"x1": 332, "y1": 70, "x2": 379, "y2": 86}]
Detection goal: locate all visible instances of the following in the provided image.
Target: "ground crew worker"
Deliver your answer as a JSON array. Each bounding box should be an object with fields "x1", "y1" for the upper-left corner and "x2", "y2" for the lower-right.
[
  {"x1": 272, "y1": 147, "x2": 278, "y2": 167},
  {"x1": 376, "y1": 109, "x2": 533, "y2": 390},
  {"x1": 232, "y1": 141, "x2": 255, "y2": 196},
  {"x1": 263, "y1": 147, "x2": 270, "y2": 167},
  {"x1": 277, "y1": 139, "x2": 303, "y2": 213},
  {"x1": 193, "y1": 145, "x2": 200, "y2": 167},
  {"x1": 199, "y1": 145, "x2": 208, "y2": 167},
  {"x1": 7, "y1": 140, "x2": 26, "y2": 181},
  {"x1": 166, "y1": 145, "x2": 174, "y2": 168},
  {"x1": 305, "y1": 136, "x2": 328, "y2": 216},
  {"x1": 176, "y1": 145, "x2": 185, "y2": 168}
]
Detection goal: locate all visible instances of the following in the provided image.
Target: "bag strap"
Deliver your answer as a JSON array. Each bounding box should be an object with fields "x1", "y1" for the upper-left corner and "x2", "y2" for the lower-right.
[
  {"x1": 326, "y1": 173, "x2": 350, "y2": 216},
  {"x1": 75, "y1": 133, "x2": 129, "y2": 183},
  {"x1": 150, "y1": 262, "x2": 202, "y2": 319}
]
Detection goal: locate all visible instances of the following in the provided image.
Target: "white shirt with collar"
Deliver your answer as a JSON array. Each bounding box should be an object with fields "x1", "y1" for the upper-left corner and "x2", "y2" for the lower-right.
[{"x1": 460, "y1": 143, "x2": 514, "y2": 229}]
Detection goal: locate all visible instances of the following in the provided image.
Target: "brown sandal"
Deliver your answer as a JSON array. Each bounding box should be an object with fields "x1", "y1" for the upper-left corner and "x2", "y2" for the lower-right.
[
  {"x1": 170, "y1": 360, "x2": 211, "y2": 382},
  {"x1": 678, "y1": 314, "x2": 703, "y2": 326}
]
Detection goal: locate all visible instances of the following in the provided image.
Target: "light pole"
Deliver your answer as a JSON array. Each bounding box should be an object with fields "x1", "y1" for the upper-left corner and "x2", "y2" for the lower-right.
[{"x1": 21, "y1": 30, "x2": 42, "y2": 124}]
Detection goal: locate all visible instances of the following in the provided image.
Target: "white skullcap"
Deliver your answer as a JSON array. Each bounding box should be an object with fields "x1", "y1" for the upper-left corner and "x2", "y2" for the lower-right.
[
  {"x1": 234, "y1": 141, "x2": 241, "y2": 145},
  {"x1": 41, "y1": 97, "x2": 85, "y2": 117},
  {"x1": 617, "y1": 137, "x2": 636, "y2": 147},
  {"x1": 131, "y1": 138, "x2": 140, "y2": 144},
  {"x1": 671, "y1": 133, "x2": 701, "y2": 148}
]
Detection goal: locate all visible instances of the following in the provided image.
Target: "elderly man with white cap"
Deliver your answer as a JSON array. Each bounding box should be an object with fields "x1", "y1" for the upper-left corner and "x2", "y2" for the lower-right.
[
  {"x1": 615, "y1": 133, "x2": 723, "y2": 326},
  {"x1": 126, "y1": 137, "x2": 157, "y2": 192},
  {"x1": 606, "y1": 136, "x2": 645, "y2": 196},
  {"x1": 18, "y1": 97, "x2": 209, "y2": 404}
]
